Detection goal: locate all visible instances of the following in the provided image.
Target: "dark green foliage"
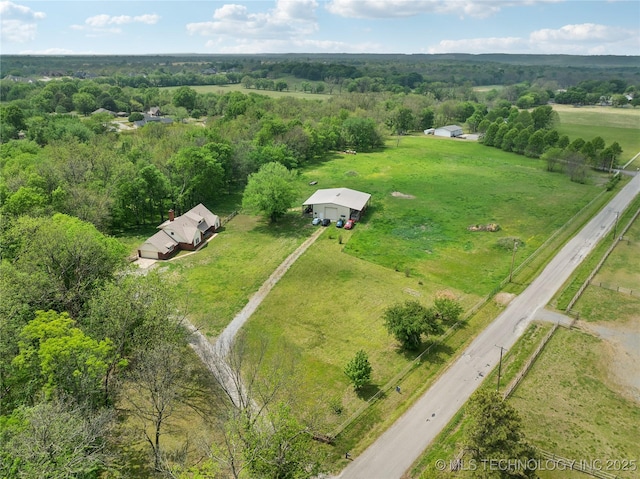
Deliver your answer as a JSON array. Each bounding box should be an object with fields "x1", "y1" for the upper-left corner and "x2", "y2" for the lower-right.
[
  {"x1": 341, "y1": 117, "x2": 383, "y2": 151},
  {"x1": 172, "y1": 86, "x2": 198, "y2": 111},
  {"x1": 128, "y1": 111, "x2": 144, "y2": 122},
  {"x1": 465, "y1": 389, "x2": 537, "y2": 478},
  {"x1": 1, "y1": 214, "x2": 126, "y2": 317},
  {"x1": 383, "y1": 300, "x2": 445, "y2": 350},
  {"x1": 242, "y1": 162, "x2": 298, "y2": 222},
  {"x1": 344, "y1": 350, "x2": 372, "y2": 390}
]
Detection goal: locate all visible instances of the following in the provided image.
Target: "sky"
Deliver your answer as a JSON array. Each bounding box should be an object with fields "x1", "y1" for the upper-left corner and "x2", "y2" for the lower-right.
[{"x1": 1, "y1": 0, "x2": 639, "y2": 56}]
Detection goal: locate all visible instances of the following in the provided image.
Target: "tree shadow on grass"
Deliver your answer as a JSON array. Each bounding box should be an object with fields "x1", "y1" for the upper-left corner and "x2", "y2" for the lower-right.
[
  {"x1": 355, "y1": 383, "x2": 384, "y2": 402},
  {"x1": 396, "y1": 339, "x2": 455, "y2": 365},
  {"x1": 250, "y1": 212, "x2": 316, "y2": 240}
]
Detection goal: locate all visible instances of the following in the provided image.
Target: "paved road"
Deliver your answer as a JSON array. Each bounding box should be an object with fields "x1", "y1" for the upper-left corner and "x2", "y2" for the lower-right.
[{"x1": 338, "y1": 172, "x2": 640, "y2": 479}]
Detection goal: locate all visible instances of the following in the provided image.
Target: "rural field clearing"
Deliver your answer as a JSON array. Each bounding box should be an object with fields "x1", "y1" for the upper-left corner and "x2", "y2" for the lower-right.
[
  {"x1": 553, "y1": 104, "x2": 640, "y2": 163},
  {"x1": 231, "y1": 137, "x2": 613, "y2": 458},
  {"x1": 301, "y1": 137, "x2": 606, "y2": 295},
  {"x1": 163, "y1": 81, "x2": 328, "y2": 101},
  {"x1": 155, "y1": 135, "x2": 625, "y2": 471}
]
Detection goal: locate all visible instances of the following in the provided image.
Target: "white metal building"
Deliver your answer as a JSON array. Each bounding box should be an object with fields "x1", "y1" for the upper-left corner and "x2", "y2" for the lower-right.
[
  {"x1": 433, "y1": 125, "x2": 463, "y2": 137},
  {"x1": 303, "y1": 188, "x2": 371, "y2": 221}
]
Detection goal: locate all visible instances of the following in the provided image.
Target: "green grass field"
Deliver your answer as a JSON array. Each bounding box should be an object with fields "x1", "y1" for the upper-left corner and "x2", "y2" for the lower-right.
[
  {"x1": 301, "y1": 137, "x2": 604, "y2": 296},
  {"x1": 490, "y1": 213, "x2": 640, "y2": 479},
  {"x1": 165, "y1": 213, "x2": 312, "y2": 335},
  {"x1": 508, "y1": 328, "x2": 639, "y2": 479},
  {"x1": 553, "y1": 104, "x2": 640, "y2": 163},
  {"x1": 163, "y1": 81, "x2": 330, "y2": 101}
]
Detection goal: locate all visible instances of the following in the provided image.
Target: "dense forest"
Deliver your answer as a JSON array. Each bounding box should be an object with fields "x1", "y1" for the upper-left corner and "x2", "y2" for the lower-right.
[{"x1": 0, "y1": 54, "x2": 638, "y2": 477}]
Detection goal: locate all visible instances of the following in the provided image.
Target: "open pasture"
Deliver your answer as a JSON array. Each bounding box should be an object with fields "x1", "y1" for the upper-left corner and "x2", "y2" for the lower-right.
[
  {"x1": 239, "y1": 136, "x2": 605, "y2": 432},
  {"x1": 553, "y1": 104, "x2": 640, "y2": 163},
  {"x1": 163, "y1": 81, "x2": 328, "y2": 101},
  {"x1": 301, "y1": 137, "x2": 603, "y2": 296}
]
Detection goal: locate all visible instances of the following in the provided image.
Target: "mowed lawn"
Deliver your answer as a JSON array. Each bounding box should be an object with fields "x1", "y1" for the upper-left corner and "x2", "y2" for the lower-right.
[
  {"x1": 165, "y1": 213, "x2": 312, "y2": 335},
  {"x1": 553, "y1": 104, "x2": 640, "y2": 163}
]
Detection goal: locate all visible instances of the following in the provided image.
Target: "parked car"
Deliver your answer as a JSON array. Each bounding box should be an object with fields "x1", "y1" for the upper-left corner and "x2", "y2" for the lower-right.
[
  {"x1": 312, "y1": 217, "x2": 322, "y2": 225},
  {"x1": 336, "y1": 219, "x2": 344, "y2": 228},
  {"x1": 322, "y1": 218, "x2": 331, "y2": 226},
  {"x1": 344, "y1": 219, "x2": 355, "y2": 230}
]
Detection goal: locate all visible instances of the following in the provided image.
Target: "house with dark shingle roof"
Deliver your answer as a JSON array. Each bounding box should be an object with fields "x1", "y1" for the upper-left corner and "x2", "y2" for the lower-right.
[{"x1": 137, "y1": 204, "x2": 220, "y2": 260}]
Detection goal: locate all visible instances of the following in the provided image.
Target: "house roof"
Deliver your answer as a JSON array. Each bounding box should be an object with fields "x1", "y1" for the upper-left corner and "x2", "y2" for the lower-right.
[
  {"x1": 157, "y1": 204, "x2": 219, "y2": 243},
  {"x1": 141, "y1": 230, "x2": 178, "y2": 254},
  {"x1": 303, "y1": 188, "x2": 371, "y2": 211},
  {"x1": 187, "y1": 203, "x2": 220, "y2": 228}
]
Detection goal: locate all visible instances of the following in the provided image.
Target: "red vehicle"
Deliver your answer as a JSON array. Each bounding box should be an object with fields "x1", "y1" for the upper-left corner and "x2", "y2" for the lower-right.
[{"x1": 344, "y1": 219, "x2": 355, "y2": 230}]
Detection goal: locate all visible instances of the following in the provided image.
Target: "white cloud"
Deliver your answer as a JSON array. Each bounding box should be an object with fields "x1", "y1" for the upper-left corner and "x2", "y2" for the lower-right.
[
  {"x1": 530, "y1": 23, "x2": 628, "y2": 43},
  {"x1": 0, "y1": 1, "x2": 46, "y2": 19},
  {"x1": 427, "y1": 23, "x2": 640, "y2": 55},
  {"x1": 18, "y1": 47, "x2": 76, "y2": 55},
  {"x1": 0, "y1": 1, "x2": 45, "y2": 43},
  {"x1": 84, "y1": 13, "x2": 160, "y2": 28},
  {"x1": 528, "y1": 23, "x2": 639, "y2": 54},
  {"x1": 187, "y1": 0, "x2": 318, "y2": 41},
  {"x1": 325, "y1": 0, "x2": 560, "y2": 19}
]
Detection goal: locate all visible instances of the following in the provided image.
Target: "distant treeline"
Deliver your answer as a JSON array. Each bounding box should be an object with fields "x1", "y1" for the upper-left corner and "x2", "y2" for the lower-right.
[{"x1": 2, "y1": 53, "x2": 639, "y2": 90}]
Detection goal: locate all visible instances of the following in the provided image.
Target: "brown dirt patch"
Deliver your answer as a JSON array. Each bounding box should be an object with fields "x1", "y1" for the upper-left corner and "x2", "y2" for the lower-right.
[
  {"x1": 391, "y1": 191, "x2": 415, "y2": 199},
  {"x1": 579, "y1": 318, "x2": 640, "y2": 403},
  {"x1": 435, "y1": 290, "x2": 457, "y2": 301},
  {"x1": 494, "y1": 292, "x2": 516, "y2": 306}
]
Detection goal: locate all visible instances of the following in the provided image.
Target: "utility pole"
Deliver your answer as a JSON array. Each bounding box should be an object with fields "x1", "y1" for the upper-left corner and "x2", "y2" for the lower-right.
[
  {"x1": 509, "y1": 239, "x2": 518, "y2": 283},
  {"x1": 613, "y1": 211, "x2": 619, "y2": 240},
  {"x1": 496, "y1": 346, "x2": 505, "y2": 392}
]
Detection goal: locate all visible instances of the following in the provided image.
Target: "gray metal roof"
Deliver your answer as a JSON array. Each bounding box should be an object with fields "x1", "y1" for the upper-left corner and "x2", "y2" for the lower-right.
[
  {"x1": 303, "y1": 188, "x2": 371, "y2": 211},
  {"x1": 437, "y1": 125, "x2": 463, "y2": 132}
]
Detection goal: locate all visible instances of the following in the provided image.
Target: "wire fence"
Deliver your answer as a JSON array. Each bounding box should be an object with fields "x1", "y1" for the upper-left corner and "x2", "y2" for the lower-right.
[
  {"x1": 538, "y1": 449, "x2": 629, "y2": 479},
  {"x1": 590, "y1": 281, "x2": 638, "y2": 296},
  {"x1": 502, "y1": 323, "x2": 558, "y2": 400},
  {"x1": 565, "y1": 206, "x2": 640, "y2": 314}
]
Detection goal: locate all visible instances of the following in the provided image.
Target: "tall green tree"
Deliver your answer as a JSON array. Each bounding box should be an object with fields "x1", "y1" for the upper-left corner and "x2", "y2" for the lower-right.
[
  {"x1": 242, "y1": 162, "x2": 297, "y2": 222},
  {"x1": 341, "y1": 117, "x2": 383, "y2": 151},
  {"x1": 72, "y1": 92, "x2": 97, "y2": 116},
  {"x1": 167, "y1": 146, "x2": 225, "y2": 212},
  {"x1": 1, "y1": 214, "x2": 126, "y2": 317},
  {"x1": 172, "y1": 86, "x2": 197, "y2": 111},
  {"x1": 465, "y1": 389, "x2": 537, "y2": 478},
  {"x1": 12, "y1": 310, "x2": 113, "y2": 408},
  {"x1": 382, "y1": 300, "x2": 443, "y2": 350},
  {"x1": 344, "y1": 350, "x2": 372, "y2": 390}
]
